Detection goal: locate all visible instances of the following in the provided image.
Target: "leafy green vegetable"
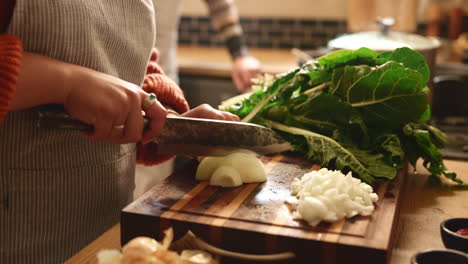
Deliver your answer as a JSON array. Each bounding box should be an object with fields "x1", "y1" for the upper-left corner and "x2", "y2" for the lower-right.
[
  {"x1": 220, "y1": 47, "x2": 465, "y2": 186},
  {"x1": 377, "y1": 47, "x2": 430, "y2": 86},
  {"x1": 318, "y1": 47, "x2": 378, "y2": 71},
  {"x1": 333, "y1": 62, "x2": 428, "y2": 129}
]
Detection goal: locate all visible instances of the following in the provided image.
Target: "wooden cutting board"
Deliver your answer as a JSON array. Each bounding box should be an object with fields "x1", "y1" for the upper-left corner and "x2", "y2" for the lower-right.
[{"x1": 121, "y1": 154, "x2": 407, "y2": 263}]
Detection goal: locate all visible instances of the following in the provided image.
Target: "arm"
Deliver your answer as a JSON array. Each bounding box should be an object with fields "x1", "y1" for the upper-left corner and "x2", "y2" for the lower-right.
[
  {"x1": 6, "y1": 49, "x2": 167, "y2": 144},
  {"x1": 204, "y1": 0, "x2": 261, "y2": 92},
  {"x1": 137, "y1": 48, "x2": 239, "y2": 166}
]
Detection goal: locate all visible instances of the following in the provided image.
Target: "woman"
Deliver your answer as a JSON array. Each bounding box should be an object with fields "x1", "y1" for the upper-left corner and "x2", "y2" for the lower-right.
[{"x1": 0, "y1": 0, "x2": 238, "y2": 263}]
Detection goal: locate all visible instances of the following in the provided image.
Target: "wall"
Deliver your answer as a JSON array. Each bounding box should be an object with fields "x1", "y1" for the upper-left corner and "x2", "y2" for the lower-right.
[
  {"x1": 181, "y1": 0, "x2": 468, "y2": 22},
  {"x1": 178, "y1": 0, "x2": 468, "y2": 50},
  {"x1": 181, "y1": 0, "x2": 347, "y2": 19}
]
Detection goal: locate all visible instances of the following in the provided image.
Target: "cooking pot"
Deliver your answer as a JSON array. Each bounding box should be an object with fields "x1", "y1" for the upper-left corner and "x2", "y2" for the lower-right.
[{"x1": 327, "y1": 17, "x2": 440, "y2": 88}]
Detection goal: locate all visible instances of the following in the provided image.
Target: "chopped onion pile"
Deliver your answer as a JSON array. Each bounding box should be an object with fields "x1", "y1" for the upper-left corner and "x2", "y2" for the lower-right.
[{"x1": 287, "y1": 168, "x2": 378, "y2": 226}]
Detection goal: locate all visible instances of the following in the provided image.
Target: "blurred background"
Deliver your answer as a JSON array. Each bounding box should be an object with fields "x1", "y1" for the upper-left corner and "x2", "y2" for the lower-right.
[{"x1": 173, "y1": 0, "x2": 468, "y2": 160}]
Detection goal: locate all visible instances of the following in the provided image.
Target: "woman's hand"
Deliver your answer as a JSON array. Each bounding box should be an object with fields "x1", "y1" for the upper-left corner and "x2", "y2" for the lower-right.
[
  {"x1": 65, "y1": 67, "x2": 167, "y2": 144},
  {"x1": 11, "y1": 52, "x2": 167, "y2": 144},
  {"x1": 232, "y1": 55, "x2": 261, "y2": 93},
  {"x1": 181, "y1": 104, "x2": 240, "y2": 122}
]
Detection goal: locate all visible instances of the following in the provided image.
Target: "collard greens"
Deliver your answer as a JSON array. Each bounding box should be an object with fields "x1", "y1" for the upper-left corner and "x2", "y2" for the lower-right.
[{"x1": 221, "y1": 47, "x2": 465, "y2": 186}]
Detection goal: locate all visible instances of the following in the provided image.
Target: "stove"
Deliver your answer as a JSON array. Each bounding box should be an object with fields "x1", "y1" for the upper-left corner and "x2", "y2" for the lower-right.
[{"x1": 432, "y1": 63, "x2": 468, "y2": 160}]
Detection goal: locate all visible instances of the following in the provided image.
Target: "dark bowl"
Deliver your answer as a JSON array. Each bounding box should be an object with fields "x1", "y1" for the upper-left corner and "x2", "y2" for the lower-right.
[
  {"x1": 410, "y1": 249, "x2": 468, "y2": 264},
  {"x1": 441, "y1": 218, "x2": 468, "y2": 253}
]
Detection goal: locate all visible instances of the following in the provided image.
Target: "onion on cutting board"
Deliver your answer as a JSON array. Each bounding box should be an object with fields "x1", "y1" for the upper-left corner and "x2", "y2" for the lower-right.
[
  {"x1": 196, "y1": 150, "x2": 266, "y2": 187},
  {"x1": 97, "y1": 228, "x2": 218, "y2": 264},
  {"x1": 287, "y1": 168, "x2": 378, "y2": 226}
]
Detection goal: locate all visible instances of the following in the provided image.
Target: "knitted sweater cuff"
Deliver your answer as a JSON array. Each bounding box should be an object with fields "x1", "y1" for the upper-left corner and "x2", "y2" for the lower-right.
[
  {"x1": 136, "y1": 141, "x2": 175, "y2": 166},
  {"x1": 137, "y1": 48, "x2": 189, "y2": 166},
  {"x1": 142, "y1": 73, "x2": 189, "y2": 114},
  {"x1": 0, "y1": 34, "x2": 22, "y2": 126}
]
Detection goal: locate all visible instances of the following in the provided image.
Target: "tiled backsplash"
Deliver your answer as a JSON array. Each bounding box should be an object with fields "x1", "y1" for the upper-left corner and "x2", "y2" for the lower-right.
[
  {"x1": 178, "y1": 16, "x2": 346, "y2": 50},
  {"x1": 178, "y1": 16, "x2": 468, "y2": 50}
]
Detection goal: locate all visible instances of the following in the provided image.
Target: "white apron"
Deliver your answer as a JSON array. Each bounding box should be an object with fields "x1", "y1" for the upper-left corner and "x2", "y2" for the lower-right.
[
  {"x1": 133, "y1": 0, "x2": 183, "y2": 199},
  {"x1": 1, "y1": 0, "x2": 155, "y2": 263}
]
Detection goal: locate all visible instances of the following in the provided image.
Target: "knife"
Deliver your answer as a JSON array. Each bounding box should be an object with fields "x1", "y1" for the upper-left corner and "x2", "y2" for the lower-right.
[{"x1": 36, "y1": 107, "x2": 292, "y2": 157}]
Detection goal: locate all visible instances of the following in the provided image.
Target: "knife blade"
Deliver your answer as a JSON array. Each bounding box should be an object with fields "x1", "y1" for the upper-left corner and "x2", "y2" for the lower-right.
[{"x1": 36, "y1": 108, "x2": 292, "y2": 156}]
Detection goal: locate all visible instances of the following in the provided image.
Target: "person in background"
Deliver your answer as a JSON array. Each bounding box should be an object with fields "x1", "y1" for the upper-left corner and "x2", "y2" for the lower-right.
[
  {"x1": 154, "y1": 0, "x2": 261, "y2": 90},
  {"x1": 0, "y1": 0, "x2": 238, "y2": 263},
  {"x1": 134, "y1": 0, "x2": 261, "y2": 198}
]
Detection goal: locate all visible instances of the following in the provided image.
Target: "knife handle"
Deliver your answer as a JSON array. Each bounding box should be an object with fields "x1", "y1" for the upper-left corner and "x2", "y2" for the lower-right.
[{"x1": 36, "y1": 105, "x2": 149, "y2": 132}]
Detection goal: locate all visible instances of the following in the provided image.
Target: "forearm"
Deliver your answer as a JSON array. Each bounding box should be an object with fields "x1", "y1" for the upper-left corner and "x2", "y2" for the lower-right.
[
  {"x1": 204, "y1": 0, "x2": 248, "y2": 59},
  {"x1": 226, "y1": 35, "x2": 249, "y2": 59},
  {"x1": 9, "y1": 51, "x2": 74, "y2": 110}
]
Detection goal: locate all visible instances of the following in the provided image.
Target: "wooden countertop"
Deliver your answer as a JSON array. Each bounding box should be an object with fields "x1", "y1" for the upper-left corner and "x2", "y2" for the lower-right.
[
  {"x1": 177, "y1": 45, "x2": 298, "y2": 78},
  {"x1": 177, "y1": 42, "x2": 468, "y2": 79},
  {"x1": 65, "y1": 159, "x2": 468, "y2": 264}
]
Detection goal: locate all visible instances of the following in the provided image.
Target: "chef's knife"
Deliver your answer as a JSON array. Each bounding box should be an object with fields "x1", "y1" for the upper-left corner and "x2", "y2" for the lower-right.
[{"x1": 37, "y1": 108, "x2": 292, "y2": 157}]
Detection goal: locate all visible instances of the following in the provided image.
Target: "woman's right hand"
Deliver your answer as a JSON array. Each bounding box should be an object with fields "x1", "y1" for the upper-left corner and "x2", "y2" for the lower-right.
[{"x1": 64, "y1": 67, "x2": 167, "y2": 144}]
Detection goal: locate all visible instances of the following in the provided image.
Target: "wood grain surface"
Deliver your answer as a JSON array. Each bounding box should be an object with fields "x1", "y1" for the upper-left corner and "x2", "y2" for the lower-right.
[
  {"x1": 65, "y1": 160, "x2": 468, "y2": 264},
  {"x1": 121, "y1": 154, "x2": 407, "y2": 263}
]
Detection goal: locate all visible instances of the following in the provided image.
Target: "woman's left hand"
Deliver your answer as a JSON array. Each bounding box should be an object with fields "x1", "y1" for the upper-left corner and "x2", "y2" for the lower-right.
[{"x1": 181, "y1": 104, "x2": 240, "y2": 122}]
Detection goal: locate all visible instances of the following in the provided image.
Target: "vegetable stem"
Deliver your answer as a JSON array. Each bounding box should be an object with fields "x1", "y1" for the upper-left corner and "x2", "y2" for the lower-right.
[
  {"x1": 241, "y1": 92, "x2": 277, "y2": 123},
  {"x1": 219, "y1": 92, "x2": 252, "y2": 111},
  {"x1": 303, "y1": 82, "x2": 330, "y2": 96},
  {"x1": 350, "y1": 93, "x2": 419, "y2": 107},
  {"x1": 266, "y1": 120, "x2": 375, "y2": 184}
]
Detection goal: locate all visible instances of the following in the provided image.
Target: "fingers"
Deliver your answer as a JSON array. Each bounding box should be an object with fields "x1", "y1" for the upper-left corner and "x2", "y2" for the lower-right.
[
  {"x1": 84, "y1": 91, "x2": 144, "y2": 144},
  {"x1": 122, "y1": 92, "x2": 145, "y2": 143},
  {"x1": 86, "y1": 102, "x2": 128, "y2": 142},
  {"x1": 141, "y1": 94, "x2": 167, "y2": 144},
  {"x1": 181, "y1": 104, "x2": 240, "y2": 121},
  {"x1": 232, "y1": 71, "x2": 248, "y2": 93},
  {"x1": 225, "y1": 112, "x2": 240, "y2": 121},
  {"x1": 232, "y1": 56, "x2": 262, "y2": 93},
  {"x1": 87, "y1": 115, "x2": 113, "y2": 141}
]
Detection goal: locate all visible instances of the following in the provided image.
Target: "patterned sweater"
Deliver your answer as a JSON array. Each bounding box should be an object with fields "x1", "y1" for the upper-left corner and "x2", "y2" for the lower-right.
[{"x1": 204, "y1": 0, "x2": 249, "y2": 58}]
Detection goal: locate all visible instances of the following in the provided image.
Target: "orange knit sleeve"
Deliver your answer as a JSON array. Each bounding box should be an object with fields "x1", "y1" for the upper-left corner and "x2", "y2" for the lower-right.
[
  {"x1": 142, "y1": 49, "x2": 189, "y2": 113},
  {"x1": 0, "y1": 34, "x2": 22, "y2": 126},
  {"x1": 136, "y1": 48, "x2": 190, "y2": 166}
]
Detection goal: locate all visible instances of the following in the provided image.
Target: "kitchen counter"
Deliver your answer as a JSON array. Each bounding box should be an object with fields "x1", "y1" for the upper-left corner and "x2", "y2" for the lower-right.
[
  {"x1": 65, "y1": 159, "x2": 468, "y2": 264},
  {"x1": 177, "y1": 44, "x2": 467, "y2": 79},
  {"x1": 177, "y1": 45, "x2": 298, "y2": 78}
]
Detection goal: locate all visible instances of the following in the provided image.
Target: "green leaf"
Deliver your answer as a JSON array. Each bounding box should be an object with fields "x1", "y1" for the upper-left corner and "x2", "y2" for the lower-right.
[
  {"x1": 318, "y1": 47, "x2": 378, "y2": 71},
  {"x1": 419, "y1": 104, "x2": 431, "y2": 122},
  {"x1": 336, "y1": 62, "x2": 428, "y2": 129},
  {"x1": 229, "y1": 68, "x2": 299, "y2": 120},
  {"x1": 348, "y1": 110, "x2": 371, "y2": 147},
  {"x1": 267, "y1": 121, "x2": 376, "y2": 184},
  {"x1": 375, "y1": 134, "x2": 405, "y2": 166},
  {"x1": 403, "y1": 123, "x2": 466, "y2": 185},
  {"x1": 377, "y1": 47, "x2": 430, "y2": 86},
  {"x1": 223, "y1": 47, "x2": 457, "y2": 186},
  {"x1": 291, "y1": 93, "x2": 352, "y2": 126},
  {"x1": 329, "y1": 65, "x2": 372, "y2": 96},
  {"x1": 308, "y1": 70, "x2": 331, "y2": 87}
]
